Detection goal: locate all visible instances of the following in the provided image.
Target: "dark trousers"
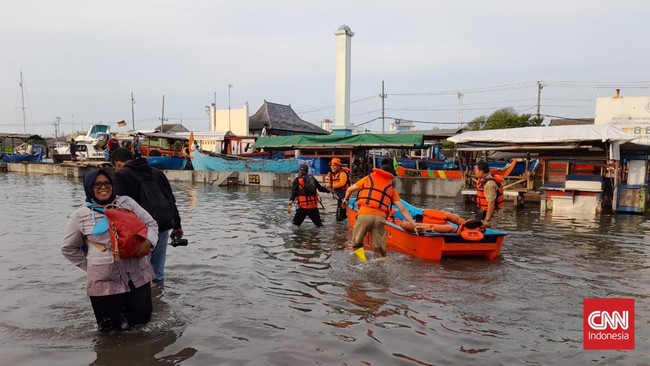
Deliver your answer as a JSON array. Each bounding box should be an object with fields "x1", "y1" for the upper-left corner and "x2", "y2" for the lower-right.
[
  {"x1": 89, "y1": 281, "x2": 152, "y2": 332},
  {"x1": 292, "y1": 207, "x2": 323, "y2": 227},
  {"x1": 333, "y1": 190, "x2": 348, "y2": 221}
]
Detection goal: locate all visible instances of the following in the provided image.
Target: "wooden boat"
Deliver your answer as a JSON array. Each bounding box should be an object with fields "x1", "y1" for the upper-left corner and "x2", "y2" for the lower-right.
[
  {"x1": 347, "y1": 198, "x2": 506, "y2": 260},
  {"x1": 191, "y1": 149, "x2": 301, "y2": 173},
  {"x1": 395, "y1": 165, "x2": 462, "y2": 179},
  {"x1": 1, "y1": 144, "x2": 45, "y2": 163},
  {"x1": 146, "y1": 156, "x2": 188, "y2": 170},
  {"x1": 140, "y1": 132, "x2": 188, "y2": 157},
  {"x1": 1, "y1": 134, "x2": 47, "y2": 163},
  {"x1": 489, "y1": 158, "x2": 540, "y2": 177}
]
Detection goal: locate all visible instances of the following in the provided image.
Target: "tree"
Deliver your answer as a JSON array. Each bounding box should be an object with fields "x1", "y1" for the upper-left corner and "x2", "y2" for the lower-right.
[{"x1": 466, "y1": 108, "x2": 543, "y2": 131}]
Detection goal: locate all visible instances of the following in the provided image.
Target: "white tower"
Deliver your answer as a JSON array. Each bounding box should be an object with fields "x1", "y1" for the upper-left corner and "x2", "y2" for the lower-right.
[{"x1": 333, "y1": 25, "x2": 354, "y2": 135}]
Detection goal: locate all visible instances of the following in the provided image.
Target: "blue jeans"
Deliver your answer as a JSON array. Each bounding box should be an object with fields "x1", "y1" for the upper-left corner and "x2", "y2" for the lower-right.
[{"x1": 150, "y1": 229, "x2": 171, "y2": 284}]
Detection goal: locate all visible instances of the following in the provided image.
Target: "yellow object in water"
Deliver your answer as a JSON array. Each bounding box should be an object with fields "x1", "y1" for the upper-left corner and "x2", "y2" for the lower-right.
[{"x1": 354, "y1": 247, "x2": 367, "y2": 263}]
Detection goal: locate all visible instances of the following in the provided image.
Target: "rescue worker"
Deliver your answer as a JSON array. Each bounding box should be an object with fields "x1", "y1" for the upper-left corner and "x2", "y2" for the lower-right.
[
  {"x1": 341, "y1": 164, "x2": 417, "y2": 258},
  {"x1": 473, "y1": 161, "x2": 504, "y2": 228},
  {"x1": 327, "y1": 158, "x2": 350, "y2": 222},
  {"x1": 288, "y1": 164, "x2": 330, "y2": 227}
]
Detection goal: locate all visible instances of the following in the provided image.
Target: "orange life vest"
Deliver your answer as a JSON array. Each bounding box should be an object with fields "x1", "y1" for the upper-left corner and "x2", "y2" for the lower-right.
[
  {"x1": 476, "y1": 174, "x2": 504, "y2": 210},
  {"x1": 356, "y1": 168, "x2": 395, "y2": 217},
  {"x1": 297, "y1": 177, "x2": 319, "y2": 209},
  {"x1": 328, "y1": 167, "x2": 350, "y2": 192}
]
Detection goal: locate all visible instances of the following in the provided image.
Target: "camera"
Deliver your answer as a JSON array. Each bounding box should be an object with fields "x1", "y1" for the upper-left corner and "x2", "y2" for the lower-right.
[{"x1": 170, "y1": 236, "x2": 188, "y2": 247}]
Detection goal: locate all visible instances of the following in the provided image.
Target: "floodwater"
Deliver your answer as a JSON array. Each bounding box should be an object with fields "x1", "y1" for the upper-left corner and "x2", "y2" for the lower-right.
[{"x1": 0, "y1": 172, "x2": 648, "y2": 365}]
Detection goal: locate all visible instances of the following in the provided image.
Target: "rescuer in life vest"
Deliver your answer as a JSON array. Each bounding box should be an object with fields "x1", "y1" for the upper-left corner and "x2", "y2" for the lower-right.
[
  {"x1": 473, "y1": 161, "x2": 504, "y2": 228},
  {"x1": 288, "y1": 164, "x2": 330, "y2": 227},
  {"x1": 327, "y1": 158, "x2": 350, "y2": 222},
  {"x1": 341, "y1": 164, "x2": 417, "y2": 258}
]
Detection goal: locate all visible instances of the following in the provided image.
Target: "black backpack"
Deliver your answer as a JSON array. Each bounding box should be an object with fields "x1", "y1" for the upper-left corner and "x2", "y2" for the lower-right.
[
  {"x1": 134, "y1": 171, "x2": 176, "y2": 231},
  {"x1": 302, "y1": 175, "x2": 318, "y2": 196}
]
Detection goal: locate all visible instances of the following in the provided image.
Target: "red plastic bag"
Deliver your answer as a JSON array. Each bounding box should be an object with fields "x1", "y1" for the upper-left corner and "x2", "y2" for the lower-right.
[{"x1": 104, "y1": 205, "x2": 151, "y2": 260}]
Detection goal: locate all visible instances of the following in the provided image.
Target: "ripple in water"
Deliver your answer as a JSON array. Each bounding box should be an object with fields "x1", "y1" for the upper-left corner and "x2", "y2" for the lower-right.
[{"x1": 0, "y1": 174, "x2": 648, "y2": 365}]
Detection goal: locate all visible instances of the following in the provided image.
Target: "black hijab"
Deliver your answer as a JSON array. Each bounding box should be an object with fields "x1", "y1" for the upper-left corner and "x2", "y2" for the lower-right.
[{"x1": 83, "y1": 169, "x2": 116, "y2": 205}]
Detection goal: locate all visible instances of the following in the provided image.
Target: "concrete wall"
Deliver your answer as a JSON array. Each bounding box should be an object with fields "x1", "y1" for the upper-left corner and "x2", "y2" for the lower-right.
[
  {"x1": 5, "y1": 162, "x2": 463, "y2": 197},
  {"x1": 393, "y1": 177, "x2": 463, "y2": 197},
  {"x1": 211, "y1": 104, "x2": 249, "y2": 136},
  {"x1": 595, "y1": 95, "x2": 650, "y2": 145}
]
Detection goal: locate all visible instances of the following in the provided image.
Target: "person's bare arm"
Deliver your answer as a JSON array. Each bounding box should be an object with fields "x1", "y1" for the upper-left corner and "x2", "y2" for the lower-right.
[
  {"x1": 340, "y1": 184, "x2": 359, "y2": 207},
  {"x1": 393, "y1": 200, "x2": 416, "y2": 225}
]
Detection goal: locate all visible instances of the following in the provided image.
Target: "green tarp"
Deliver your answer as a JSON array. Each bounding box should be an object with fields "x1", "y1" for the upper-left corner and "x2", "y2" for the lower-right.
[{"x1": 253, "y1": 133, "x2": 425, "y2": 150}]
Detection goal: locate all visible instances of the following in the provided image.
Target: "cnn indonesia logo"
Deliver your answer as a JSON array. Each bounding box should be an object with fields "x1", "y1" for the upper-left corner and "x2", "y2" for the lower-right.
[{"x1": 583, "y1": 298, "x2": 635, "y2": 350}]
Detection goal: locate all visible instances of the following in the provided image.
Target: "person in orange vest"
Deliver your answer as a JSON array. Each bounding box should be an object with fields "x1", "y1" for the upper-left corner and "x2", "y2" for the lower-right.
[
  {"x1": 327, "y1": 158, "x2": 350, "y2": 222},
  {"x1": 341, "y1": 164, "x2": 417, "y2": 258},
  {"x1": 288, "y1": 164, "x2": 330, "y2": 227},
  {"x1": 473, "y1": 161, "x2": 504, "y2": 228}
]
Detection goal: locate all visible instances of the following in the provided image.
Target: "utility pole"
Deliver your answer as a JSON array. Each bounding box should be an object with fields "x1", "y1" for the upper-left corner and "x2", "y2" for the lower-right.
[
  {"x1": 131, "y1": 92, "x2": 136, "y2": 131},
  {"x1": 160, "y1": 95, "x2": 165, "y2": 132},
  {"x1": 380, "y1": 80, "x2": 387, "y2": 134},
  {"x1": 52, "y1": 117, "x2": 61, "y2": 139},
  {"x1": 536, "y1": 81, "x2": 543, "y2": 121},
  {"x1": 457, "y1": 92, "x2": 464, "y2": 128},
  {"x1": 20, "y1": 71, "x2": 27, "y2": 134}
]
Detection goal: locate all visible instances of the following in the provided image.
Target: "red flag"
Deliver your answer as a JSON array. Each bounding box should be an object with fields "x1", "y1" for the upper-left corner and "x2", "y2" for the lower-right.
[{"x1": 117, "y1": 120, "x2": 127, "y2": 127}]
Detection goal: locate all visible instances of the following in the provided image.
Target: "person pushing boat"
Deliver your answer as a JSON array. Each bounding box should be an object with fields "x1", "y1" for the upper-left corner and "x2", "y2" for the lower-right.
[{"x1": 341, "y1": 164, "x2": 417, "y2": 259}]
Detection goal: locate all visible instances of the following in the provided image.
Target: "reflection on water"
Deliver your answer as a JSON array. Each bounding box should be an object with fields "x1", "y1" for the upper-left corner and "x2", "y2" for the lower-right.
[{"x1": 0, "y1": 173, "x2": 648, "y2": 365}]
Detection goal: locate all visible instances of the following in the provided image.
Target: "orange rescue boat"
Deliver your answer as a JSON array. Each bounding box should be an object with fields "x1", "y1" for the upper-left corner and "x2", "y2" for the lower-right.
[{"x1": 347, "y1": 198, "x2": 506, "y2": 260}]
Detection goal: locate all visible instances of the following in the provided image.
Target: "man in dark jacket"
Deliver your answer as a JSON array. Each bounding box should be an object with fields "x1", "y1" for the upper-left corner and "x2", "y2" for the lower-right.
[
  {"x1": 111, "y1": 147, "x2": 184, "y2": 286},
  {"x1": 288, "y1": 164, "x2": 330, "y2": 227}
]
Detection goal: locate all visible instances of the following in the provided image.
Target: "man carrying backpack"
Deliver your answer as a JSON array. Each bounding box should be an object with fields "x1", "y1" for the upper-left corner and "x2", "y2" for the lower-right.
[
  {"x1": 288, "y1": 164, "x2": 329, "y2": 227},
  {"x1": 111, "y1": 147, "x2": 184, "y2": 286}
]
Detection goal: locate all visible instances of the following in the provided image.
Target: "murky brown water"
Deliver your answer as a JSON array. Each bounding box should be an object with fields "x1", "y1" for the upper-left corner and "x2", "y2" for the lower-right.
[{"x1": 0, "y1": 173, "x2": 648, "y2": 365}]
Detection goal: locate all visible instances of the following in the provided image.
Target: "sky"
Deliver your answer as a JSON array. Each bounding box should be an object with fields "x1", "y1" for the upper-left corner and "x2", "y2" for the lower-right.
[{"x1": 2, "y1": 0, "x2": 650, "y2": 137}]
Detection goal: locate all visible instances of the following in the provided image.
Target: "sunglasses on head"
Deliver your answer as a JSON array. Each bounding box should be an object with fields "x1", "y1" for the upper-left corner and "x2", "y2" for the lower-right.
[{"x1": 93, "y1": 182, "x2": 112, "y2": 189}]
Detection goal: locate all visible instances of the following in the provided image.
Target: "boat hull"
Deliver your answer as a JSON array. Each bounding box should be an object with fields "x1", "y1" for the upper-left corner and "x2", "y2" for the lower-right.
[
  {"x1": 396, "y1": 166, "x2": 462, "y2": 179},
  {"x1": 146, "y1": 156, "x2": 188, "y2": 170},
  {"x1": 191, "y1": 150, "x2": 300, "y2": 173},
  {"x1": 1, "y1": 145, "x2": 44, "y2": 163},
  {"x1": 347, "y1": 203, "x2": 505, "y2": 261}
]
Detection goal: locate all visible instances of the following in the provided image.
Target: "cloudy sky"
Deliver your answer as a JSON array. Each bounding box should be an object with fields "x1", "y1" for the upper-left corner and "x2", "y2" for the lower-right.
[{"x1": 2, "y1": 0, "x2": 649, "y2": 136}]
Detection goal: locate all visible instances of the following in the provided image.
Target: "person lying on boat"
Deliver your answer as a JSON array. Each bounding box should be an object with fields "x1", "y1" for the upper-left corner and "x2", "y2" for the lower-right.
[
  {"x1": 341, "y1": 164, "x2": 417, "y2": 258},
  {"x1": 473, "y1": 161, "x2": 504, "y2": 228},
  {"x1": 288, "y1": 164, "x2": 330, "y2": 227}
]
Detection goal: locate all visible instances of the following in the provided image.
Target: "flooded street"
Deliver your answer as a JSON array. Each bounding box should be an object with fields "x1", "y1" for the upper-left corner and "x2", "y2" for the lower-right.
[{"x1": 0, "y1": 173, "x2": 648, "y2": 365}]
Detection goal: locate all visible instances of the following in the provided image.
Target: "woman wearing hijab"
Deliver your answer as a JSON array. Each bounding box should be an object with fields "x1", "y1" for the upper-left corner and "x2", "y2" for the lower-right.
[{"x1": 61, "y1": 169, "x2": 159, "y2": 331}]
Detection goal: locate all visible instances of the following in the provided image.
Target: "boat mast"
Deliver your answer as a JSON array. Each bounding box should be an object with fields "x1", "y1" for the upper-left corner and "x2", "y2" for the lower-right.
[{"x1": 20, "y1": 71, "x2": 26, "y2": 134}]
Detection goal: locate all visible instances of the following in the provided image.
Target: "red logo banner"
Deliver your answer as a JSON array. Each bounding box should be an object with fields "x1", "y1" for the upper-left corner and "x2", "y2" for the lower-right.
[{"x1": 583, "y1": 298, "x2": 634, "y2": 350}]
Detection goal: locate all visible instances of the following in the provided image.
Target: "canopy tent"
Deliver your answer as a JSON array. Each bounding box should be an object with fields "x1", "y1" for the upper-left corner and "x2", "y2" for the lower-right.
[
  {"x1": 253, "y1": 133, "x2": 425, "y2": 150},
  {"x1": 448, "y1": 125, "x2": 636, "y2": 147},
  {"x1": 0, "y1": 133, "x2": 46, "y2": 141}
]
